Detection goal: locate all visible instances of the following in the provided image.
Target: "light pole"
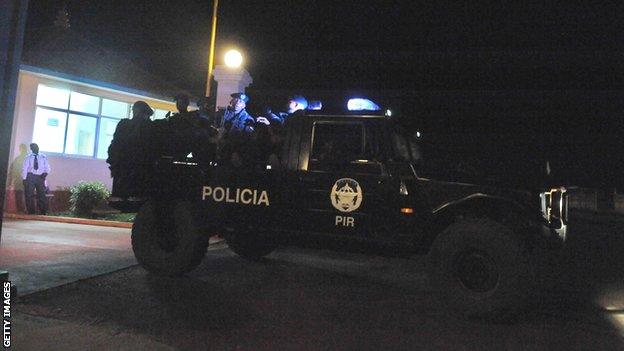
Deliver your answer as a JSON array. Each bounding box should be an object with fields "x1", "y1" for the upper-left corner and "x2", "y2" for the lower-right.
[{"x1": 205, "y1": 0, "x2": 219, "y2": 98}]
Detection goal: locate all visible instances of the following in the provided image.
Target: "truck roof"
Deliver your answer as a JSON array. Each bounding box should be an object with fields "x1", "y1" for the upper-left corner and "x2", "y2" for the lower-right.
[{"x1": 299, "y1": 110, "x2": 390, "y2": 120}]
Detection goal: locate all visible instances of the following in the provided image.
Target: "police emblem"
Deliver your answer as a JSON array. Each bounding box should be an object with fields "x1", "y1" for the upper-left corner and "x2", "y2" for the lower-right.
[{"x1": 330, "y1": 178, "x2": 363, "y2": 212}]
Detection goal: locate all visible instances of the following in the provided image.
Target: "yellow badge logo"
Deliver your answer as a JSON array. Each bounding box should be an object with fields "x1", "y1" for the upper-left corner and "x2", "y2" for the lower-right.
[{"x1": 330, "y1": 178, "x2": 363, "y2": 212}]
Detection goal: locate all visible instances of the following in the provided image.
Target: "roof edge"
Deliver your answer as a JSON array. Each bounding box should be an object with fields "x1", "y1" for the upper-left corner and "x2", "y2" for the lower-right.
[{"x1": 20, "y1": 64, "x2": 175, "y2": 105}]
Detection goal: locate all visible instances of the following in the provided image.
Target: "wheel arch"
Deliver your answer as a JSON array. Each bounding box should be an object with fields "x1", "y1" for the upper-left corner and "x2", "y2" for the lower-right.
[{"x1": 421, "y1": 193, "x2": 539, "y2": 253}]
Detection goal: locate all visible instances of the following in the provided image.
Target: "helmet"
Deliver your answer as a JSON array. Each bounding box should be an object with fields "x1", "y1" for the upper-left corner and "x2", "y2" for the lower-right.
[
  {"x1": 230, "y1": 92, "x2": 249, "y2": 103},
  {"x1": 132, "y1": 101, "x2": 154, "y2": 117},
  {"x1": 289, "y1": 95, "x2": 308, "y2": 110}
]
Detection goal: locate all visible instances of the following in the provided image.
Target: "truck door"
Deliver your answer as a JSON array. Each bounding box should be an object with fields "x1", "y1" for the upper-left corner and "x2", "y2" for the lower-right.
[{"x1": 295, "y1": 119, "x2": 398, "y2": 239}]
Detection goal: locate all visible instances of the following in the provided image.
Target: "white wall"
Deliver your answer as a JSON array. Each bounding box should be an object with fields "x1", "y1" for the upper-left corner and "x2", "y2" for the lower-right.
[
  {"x1": 213, "y1": 65, "x2": 253, "y2": 110},
  {"x1": 6, "y1": 70, "x2": 176, "y2": 192}
]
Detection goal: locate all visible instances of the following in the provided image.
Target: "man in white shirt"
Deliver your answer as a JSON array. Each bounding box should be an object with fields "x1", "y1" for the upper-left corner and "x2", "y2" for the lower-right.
[{"x1": 21, "y1": 143, "x2": 51, "y2": 214}]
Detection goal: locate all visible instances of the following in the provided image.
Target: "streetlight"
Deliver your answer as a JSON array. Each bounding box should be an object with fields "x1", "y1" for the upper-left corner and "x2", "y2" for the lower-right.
[{"x1": 224, "y1": 49, "x2": 243, "y2": 68}]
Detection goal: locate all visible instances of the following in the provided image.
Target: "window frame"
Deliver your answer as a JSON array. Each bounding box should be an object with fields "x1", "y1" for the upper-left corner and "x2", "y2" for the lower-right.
[{"x1": 33, "y1": 84, "x2": 133, "y2": 159}]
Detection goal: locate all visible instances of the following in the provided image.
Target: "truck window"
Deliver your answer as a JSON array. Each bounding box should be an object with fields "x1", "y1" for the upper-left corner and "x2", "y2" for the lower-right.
[
  {"x1": 311, "y1": 122, "x2": 363, "y2": 163},
  {"x1": 309, "y1": 121, "x2": 383, "y2": 174}
]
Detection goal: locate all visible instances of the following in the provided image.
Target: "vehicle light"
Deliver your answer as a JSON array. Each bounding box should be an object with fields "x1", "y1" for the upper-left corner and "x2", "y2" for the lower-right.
[
  {"x1": 399, "y1": 181, "x2": 409, "y2": 195},
  {"x1": 400, "y1": 207, "x2": 414, "y2": 214},
  {"x1": 347, "y1": 98, "x2": 380, "y2": 111}
]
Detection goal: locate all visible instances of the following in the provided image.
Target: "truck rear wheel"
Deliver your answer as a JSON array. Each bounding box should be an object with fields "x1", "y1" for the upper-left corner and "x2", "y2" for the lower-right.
[
  {"x1": 226, "y1": 232, "x2": 277, "y2": 261},
  {"x1": 132, "y1": 200, "x2": 209, "y2": 276},
  {"x1": 427, "y1": 218, "x2": 532, "y2": 319}
]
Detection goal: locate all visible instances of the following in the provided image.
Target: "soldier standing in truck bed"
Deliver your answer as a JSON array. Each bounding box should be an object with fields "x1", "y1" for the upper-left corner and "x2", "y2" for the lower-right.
[
  {"x1": 218, "y1": 93, "x2": 255, "y2": 167},
  {"x1": 220, "y1": 93, "x2": 254, "y2": 135},
  {"x1": 165, "y1": 94, "x2": 220, "y2": 163},
  {"x1": 254, "y1": 95, "x2": 308, "y2": 168},
  {"x1": 107, "y1": 101, "x2": 154, "y2": 199}
]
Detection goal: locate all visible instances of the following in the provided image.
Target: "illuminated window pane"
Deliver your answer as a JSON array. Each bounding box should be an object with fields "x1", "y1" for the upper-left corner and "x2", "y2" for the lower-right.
[
  {"x1": 69, "y1": 91, "x2": 100, "y2": 114},
  {"x1": 152, "y1": 109, "x2": 170, "y2": 120},
  {"x1": 97, "y1": 118, "x2": 121, "y2": 159},
  {"x1": 35, "y1": 84, "x2": 69, "y2": 109},
  {"x1": 102, "y1": 99, "x2": 128, "y2": 118},
  {"x1": 65, "y1": 114, "x2": 96, "y2": 156},
  {"x1": 32, "y1": 107, "x2": 67, "y2": 153}
]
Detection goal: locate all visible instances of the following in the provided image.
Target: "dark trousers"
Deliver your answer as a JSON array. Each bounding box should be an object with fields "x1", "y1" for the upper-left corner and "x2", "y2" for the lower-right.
[{"x1": 24, "y1": 173, "x2": 47, "y2": 215}]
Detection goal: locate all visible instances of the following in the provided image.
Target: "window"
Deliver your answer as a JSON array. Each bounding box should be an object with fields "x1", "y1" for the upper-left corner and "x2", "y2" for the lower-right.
[
  {"x1": 102, "y1": 99, "x2": 129, "y2": 118},
  {"x1": 32, "y1": 107, "x2": 67, "y2": 153},
  {"x1": 309, "y1": 121, "x2": 384, "y2": 174},
  {"x1": 391, "y1": 128, "x2": 422, "y2": 165},
  {"x1": 152, "y1": 109, "x2": 170, "y2": 120},
  {"x1": 65, "y1": 114, "x2": 97, "y2": 156},
  {"x1": 32, "y1": 84, "x2": 142, "y2": 159},
  {"x1": 69, "y1": 91, "x2": 99, "y2": 114},
  {"x1": 309, "y1": 121, "x2": 383, "y2": 174},
  {"x1": 97, "y1": 118, "x2": 121, "y2": 159},
  {"x1": 311, "y1": 122, "x2": 364, "y2": 163},
  {"x1": 35, "y1": 85, "x2": 69, "y2": 109}
]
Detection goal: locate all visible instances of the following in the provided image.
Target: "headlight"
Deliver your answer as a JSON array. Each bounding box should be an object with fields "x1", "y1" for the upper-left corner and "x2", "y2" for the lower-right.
[{"x1": 540, "y1": 187, "x2": 568, "y2": 240}]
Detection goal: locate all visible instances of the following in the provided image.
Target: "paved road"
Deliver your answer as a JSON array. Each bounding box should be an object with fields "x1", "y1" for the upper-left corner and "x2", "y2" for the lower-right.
[
  {"x1": 11, "y1": 212, "x2": 624, "y2": 350},
  {"x1": 0, "y1": 219, "x2": 135, "y2": 294}
]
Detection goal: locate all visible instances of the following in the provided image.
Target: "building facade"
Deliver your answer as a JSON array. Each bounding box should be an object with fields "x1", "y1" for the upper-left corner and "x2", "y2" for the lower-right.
[{"x1": 5, "y1": 66, "x2": 176, "y2": 213}]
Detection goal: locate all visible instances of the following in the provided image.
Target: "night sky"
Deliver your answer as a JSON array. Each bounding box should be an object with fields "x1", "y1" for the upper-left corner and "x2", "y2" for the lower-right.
[
  {"x1": 23, "y1": 1, "x2": 624, "y2": 189},
  {"x1": 24, "y1": 1, "x2": 624, "y2": 92}
]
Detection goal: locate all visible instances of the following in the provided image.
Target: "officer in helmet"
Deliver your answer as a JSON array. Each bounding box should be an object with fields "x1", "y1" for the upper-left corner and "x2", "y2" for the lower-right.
[
  {"x1": 256, "y1": 94, "x2": 307, "y2": 127},
  {"x1": 221, "y1": 92, "x2": 255, "y2": 136},
  {"x1": 217, "y1": 93, "x2": 255, "y2": 167}
]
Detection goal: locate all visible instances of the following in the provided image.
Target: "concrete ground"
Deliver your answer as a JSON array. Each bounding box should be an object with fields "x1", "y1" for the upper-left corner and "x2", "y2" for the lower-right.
[
  {"x1": 0, "y1": 218, "x2": 136, "y2": 294},
  {"x1": 0, "y1": 217, "x2": 225, "y2": 350}
]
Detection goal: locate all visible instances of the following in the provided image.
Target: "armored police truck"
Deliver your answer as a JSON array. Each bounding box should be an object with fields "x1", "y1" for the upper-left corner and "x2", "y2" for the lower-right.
[{"x1": 113, "y1": 109, "x2": 567, "y2": 318}]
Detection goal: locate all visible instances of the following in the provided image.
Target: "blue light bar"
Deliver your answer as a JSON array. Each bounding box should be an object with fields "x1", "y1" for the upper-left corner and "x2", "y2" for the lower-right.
[{"x1": 347, "y1": 98, "x2": 381, "y2": 111}]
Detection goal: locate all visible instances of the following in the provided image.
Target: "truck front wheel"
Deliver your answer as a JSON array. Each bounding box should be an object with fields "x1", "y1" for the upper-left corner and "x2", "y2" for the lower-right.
[
  {"x1": 427, "y1": 218, "x2": 532, "y2": 318},
  {"x1": 132, "y1": 200, "x2": 209, "y2": 276}
]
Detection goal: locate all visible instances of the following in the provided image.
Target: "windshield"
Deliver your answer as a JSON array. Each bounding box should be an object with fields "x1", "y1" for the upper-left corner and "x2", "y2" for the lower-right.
[{"x1": 391, "y1": 130, "x2": 422, "y2": 165}]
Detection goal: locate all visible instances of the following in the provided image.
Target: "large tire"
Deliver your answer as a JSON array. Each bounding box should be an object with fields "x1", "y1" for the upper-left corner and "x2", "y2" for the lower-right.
[
  {"x1": 427, "y1": 218, "x2": 532, "y2": 318},
  {"x1": 226, "y1": 231, "x2": 277, "y2": 261},
  {"x1": 132, "y1": 200, "x2": 209, "y2": 276}
]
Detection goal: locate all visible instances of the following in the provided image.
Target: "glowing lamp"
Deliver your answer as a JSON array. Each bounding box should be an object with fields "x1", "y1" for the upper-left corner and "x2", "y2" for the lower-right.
[
  {"x1": 224, "y1": 49, "x2": 243, "y2": 68},
  {"x1": 347, "y1": 98, "x2": 381, "y2": 111}
]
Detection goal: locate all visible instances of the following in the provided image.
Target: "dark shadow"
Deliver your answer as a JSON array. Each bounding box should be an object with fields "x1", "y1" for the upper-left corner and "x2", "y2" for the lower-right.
[
  {"x1": 7, "y1": 144, "x2": 28, "y2": 212},
  {"x1": 15, "y1": 229, "x2": 624, "y2": 350}
]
